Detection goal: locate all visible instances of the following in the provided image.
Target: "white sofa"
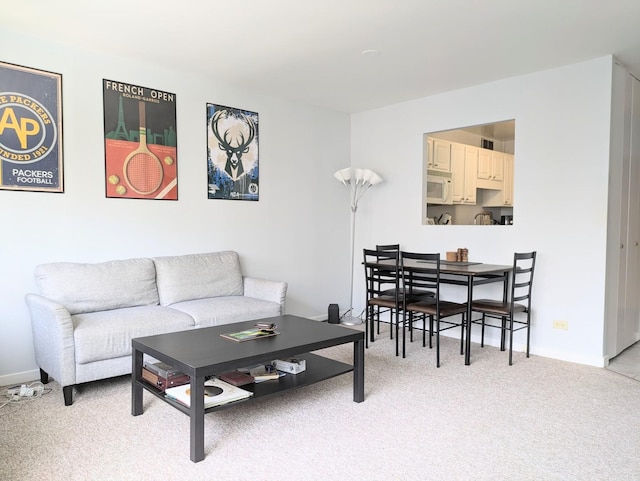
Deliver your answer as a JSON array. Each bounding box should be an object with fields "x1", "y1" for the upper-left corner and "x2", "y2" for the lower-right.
[{"x1": 25, "y1": 251, "x2": 287, "y2": 405}]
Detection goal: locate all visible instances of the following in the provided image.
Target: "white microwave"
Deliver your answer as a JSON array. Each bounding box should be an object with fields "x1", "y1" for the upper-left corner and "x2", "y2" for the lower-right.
[{"x1": 426, "y1": 170, "x2": 453, "y2": 205}]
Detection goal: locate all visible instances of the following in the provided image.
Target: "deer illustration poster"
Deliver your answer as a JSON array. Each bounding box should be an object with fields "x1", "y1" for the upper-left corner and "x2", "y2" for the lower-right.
[
  {"x1": 206, "y1": 103, "x2": 259, "y2": 201},
  {"x1": 103, "y1": 79, "x2": 178, "y2": 200}
]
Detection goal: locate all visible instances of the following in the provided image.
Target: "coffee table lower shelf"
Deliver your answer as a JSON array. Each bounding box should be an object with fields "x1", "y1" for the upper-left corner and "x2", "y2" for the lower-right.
[{"x1": 138, "y1": 352, "x2": 353, "y2": 416}]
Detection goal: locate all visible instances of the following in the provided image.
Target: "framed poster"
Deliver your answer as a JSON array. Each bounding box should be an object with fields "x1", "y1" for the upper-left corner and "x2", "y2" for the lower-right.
[
  {"x1": 0, "y1": 61, "x2": 63, "y2": 192},
  {"x1": 207, "y1": 103, "x2": 259, "y2": 201},
  {"x1": 103, "y1": 79, "x2": 177, "y2": 200}
]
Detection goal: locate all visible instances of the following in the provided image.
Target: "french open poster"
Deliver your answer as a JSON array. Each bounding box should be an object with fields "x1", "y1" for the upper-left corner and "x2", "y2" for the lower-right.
[
  {"x1": 0, "y1": 61, "x2": 63, "y2": 193},
  {"x1": 103, "y1": 79, "x2": 177, "y2": 200}
]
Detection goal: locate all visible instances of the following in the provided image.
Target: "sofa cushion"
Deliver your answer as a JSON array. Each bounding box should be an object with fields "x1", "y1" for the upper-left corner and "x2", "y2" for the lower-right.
[
  {"x1": 72, "y1": 305, "x2": 195, "y2": 364},
  {"x1": 34, "y1": 258, "x2": 159, "y2": 315},
  {"x1": 153, "y1": 251, "x2": 244, "y2": 306},
  {"x1": 169, "y1": 296, "x2": 282, "y2": 328}
]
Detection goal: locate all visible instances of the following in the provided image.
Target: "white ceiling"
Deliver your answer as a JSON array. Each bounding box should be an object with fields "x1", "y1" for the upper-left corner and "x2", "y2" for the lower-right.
[{"x1": 3, "y1": 0, "x2": 640, "y2": 113}]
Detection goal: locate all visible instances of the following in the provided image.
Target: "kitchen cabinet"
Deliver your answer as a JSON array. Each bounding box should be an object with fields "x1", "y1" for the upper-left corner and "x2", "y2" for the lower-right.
[
  {"x1": 482, "y1": 153, "x2": 513, "y2": 207},
  {"x1": 503, "y1": 154, "x2": 514, "y2": 205},
  {"x1": 477, "y1": 148, "x2": 503, "y2": 189},
  {"x1": 427, "y1": 139, "x2": 451, "y2": 172},
  {"x1": 425, "y1": 137, "x2": 432, "y2": 170},
  {"x1": 451, "y1": 142, "x2": 477, "y2": 204}
]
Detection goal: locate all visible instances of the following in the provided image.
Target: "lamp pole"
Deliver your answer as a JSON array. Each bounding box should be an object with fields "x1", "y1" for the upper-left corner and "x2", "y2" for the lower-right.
[
  {"x1": 333, "y1": 167, "x2": 383, "y2": 325},
  {"x1": 342, "y1": 203, "x2": 358, "y2": 325}
]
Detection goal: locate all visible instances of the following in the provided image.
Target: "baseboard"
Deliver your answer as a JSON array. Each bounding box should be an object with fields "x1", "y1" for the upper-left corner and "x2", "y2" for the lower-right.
[
  {"x1": 0, "y1": 369, "x2": 40, "y2": 388},
  {"x1": 531, "y1": 347, "x2": 606, "y2": 367},
  {"x1": 392, "y1": 319, "x2": 607, "y2": 367}
]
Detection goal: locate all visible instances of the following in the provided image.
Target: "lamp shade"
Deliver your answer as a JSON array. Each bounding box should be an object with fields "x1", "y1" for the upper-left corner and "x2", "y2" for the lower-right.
[
  {"x1": 333, "y1": 167, "x2": 382, "y2": 187},
  {"x1": 368, "y1": 171, "x2": 383, "y2": 185},
  {"x1": 333, "y1": 168, "x2": 352, "y2": 183}
]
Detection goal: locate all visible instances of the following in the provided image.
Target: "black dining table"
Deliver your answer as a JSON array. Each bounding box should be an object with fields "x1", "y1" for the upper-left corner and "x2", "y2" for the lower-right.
[{"x1": 382, "y1": 258, "x2": 513, "y2": 365}]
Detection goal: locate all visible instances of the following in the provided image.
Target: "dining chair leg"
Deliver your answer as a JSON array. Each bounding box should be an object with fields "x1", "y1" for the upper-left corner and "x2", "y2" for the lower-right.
[
  {"x1": 480, "y1": 313, "x2": 486, "y2": 347},
  {"x1": 390, "y1": 307, "x2": 395, "y2": 340},
  {"x1": 422, "y1": 313, "x2": 427, "y2": 347},
  {"x1": 500, "y1": 316, "x2": 507, "y2": 351},
  {"x1": 395, "y1": 309, "x2": 400, "y2": 357},
  {"x1": 369, "y1": 305, "x2": 373, "y2": 343},
  {"x1": 368, "y1": 305, "x2": 375, "y2": 344},
  {"x1": 508, "y1": 316, "x2": 514, "y2": 365},
  {"x1": 365, "y1": 307, "x2": 369, "y2": 349},
  {"x1": 526, "y1": 312, "x2": 531, "y2": 358},
  {"x1": 428, "y1": 315, "x2": 434, "y2": 349},
  {"x1": 460, "y1": 314, "x2": 465, "y2": 355},
  {"x1": 402, "y1": 312, "x2": 407, "y2": 358},
  {"x1": 411, "y1": 313, "x2": 416, "y2": 343},
  {"x1": 436, "y1": 315, "x2": 441, "y2": 368}
]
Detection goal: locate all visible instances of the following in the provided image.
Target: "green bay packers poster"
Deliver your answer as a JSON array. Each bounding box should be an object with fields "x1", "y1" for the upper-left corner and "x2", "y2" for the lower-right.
[
  {"x1": 0, "y1": 61, "x2": 63, "y2": 192},
  {"x1": 207, "y1": 103, "x2": 259, "y2": 201},
  {"x1": 103, "y1": 79, "x2": 177, "y2": 200}
]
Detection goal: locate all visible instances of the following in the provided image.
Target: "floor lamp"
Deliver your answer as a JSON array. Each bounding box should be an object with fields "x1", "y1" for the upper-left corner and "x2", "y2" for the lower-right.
[{"x1": 333, "y1": 167, "x2": 383, "y2": 325}]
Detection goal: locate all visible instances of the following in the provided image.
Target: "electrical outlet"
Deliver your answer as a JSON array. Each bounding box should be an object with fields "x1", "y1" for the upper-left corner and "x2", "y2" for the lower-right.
[{"x1": 553, "y1": 319, "x2": 569, "y2": 330}]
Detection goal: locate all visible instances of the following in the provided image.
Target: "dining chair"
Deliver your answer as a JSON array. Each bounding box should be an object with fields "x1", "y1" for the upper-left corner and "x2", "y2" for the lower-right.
[
  {"x1": 377, "y1": 243, "x2": 435, "y2": 302},
  {"x1": 363, "y1": 248, "x2": 403, "y2": 354},
  {"x1": 401, "y1": 252, "x2": 468, "y2": 364},
  {"x1": 470, "y1": 251, "x2": 537, "y2": 365},
  {"x1": 375, "y1": 245, "x2": 401, "y2": 299},
  {"x1": 372, "y1": 244, "x2": 435, "y2": 339}
]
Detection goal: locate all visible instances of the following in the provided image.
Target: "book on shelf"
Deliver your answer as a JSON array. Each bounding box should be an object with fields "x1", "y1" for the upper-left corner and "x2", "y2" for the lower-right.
[
  {"x1": 141, "y1": 367, "x2": 190, "y2": 392},
  {"x1": 220, "y1": 327, "x2": 280, "y2": 342},
  {"x1": 143, "y1": 360, "x2": 185, "y2": 379},
  {"x1": 164, "y1": 378, "x2": 252, "y2": 408},
  {"x1": 216, "y1": 370, "x2": 255, "y2": 386}
]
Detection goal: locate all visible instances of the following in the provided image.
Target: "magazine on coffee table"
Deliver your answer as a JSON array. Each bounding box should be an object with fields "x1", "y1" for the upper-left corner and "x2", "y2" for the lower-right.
[{"x1": 220, "y1": 327, "x2": 280, "y2": 342}]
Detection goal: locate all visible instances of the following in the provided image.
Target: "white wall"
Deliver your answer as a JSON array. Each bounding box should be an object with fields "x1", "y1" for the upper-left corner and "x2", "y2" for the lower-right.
[
  {"x1": 0, "y1": 28, "x2": 619, "y2": 382},
  {"x1": 0, "y1": 30, "x2": 352, "y2": 384},
  {"x1": 350, "y1": 57, "x2": 614, "y2": 366}
]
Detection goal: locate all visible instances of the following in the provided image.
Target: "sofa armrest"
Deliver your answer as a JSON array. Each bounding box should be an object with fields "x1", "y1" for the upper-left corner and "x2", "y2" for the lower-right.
[
  {"x1": 25, "y1": 293, "x2": 76, "y2": 387},
  {"x1": 243, "y1": 277, "x2": 288, "y2": 314}
]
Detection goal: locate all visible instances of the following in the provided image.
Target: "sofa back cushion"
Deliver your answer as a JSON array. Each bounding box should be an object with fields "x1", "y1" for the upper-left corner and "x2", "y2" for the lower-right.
[
  {"x1": 34, "y1": 258, "x2": 160, "y2": 315},
  {"x1": 153, "y1": 251, "x2": 244, "y2": 305}
]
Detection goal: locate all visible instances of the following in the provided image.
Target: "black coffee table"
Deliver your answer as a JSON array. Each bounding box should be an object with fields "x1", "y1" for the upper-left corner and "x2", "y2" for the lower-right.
[{"x1": 131, "y1": 314, "x2": 365, "y2": 462}]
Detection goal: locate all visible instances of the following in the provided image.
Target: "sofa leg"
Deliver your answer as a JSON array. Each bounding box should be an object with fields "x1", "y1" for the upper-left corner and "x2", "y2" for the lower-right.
[
  {"x1": 63, "y1": 386, "x2": 73, "y2": 406},
  {"x1": 39, "y1": 368, "x2": 49, "y2": 384}
]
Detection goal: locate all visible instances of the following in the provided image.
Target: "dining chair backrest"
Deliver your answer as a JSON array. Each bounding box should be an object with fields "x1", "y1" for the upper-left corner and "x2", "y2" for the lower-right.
[
  {"x1": 400, "y1": 251, "x2": 441, "y2": 304},
  {"x1": 376, "y1": 244, "x2": 400, "y2": 252},
  {"x1": 511, "y1": 251, "x2": 536, "y2": 312},
  {"x1": 374, "y1": 245, "x2": 401, "y2": 293},
  {"x1": 363, "y1": 248, "x2": 401, "y2": 301}
]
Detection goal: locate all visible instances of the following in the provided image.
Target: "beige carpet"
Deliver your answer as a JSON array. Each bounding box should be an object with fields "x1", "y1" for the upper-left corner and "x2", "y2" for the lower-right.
[{"x1": 2, "y1": 325, "x2": 640, "y2": 481}]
